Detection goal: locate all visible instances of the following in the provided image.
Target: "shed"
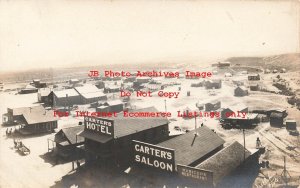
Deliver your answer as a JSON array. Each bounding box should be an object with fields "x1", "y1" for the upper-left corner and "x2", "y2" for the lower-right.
[
  {"x1": 248, "y1": 74, "x2": 260, "y2": 81},
  {"x1": 205, "y1": 79, "x2": 222, "y2": 89},
  {"x1": 286, "y1": 119, "x2": 297, "y2": 130},
  {"x1": 270, "y1": 112, "x2": 284, "y2": 127},
  {"x1": 234, "y1": 86, "x2": 248, "y2": 97},
  {"x1": 54, "y1": 125, "x2": 84, "y2": 159},
  {"x1": 205, "y1": 101, "x2": 221, "y2": 111}
]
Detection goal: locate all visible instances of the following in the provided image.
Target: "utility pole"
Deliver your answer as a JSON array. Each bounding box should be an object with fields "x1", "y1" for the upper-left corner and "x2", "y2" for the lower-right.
[
  {"x1": 281, "y1": 156, "x2": 291, "y2": 186},
  {"x1": 243, "y1": 129, "x2": 246, "y2": 161}
]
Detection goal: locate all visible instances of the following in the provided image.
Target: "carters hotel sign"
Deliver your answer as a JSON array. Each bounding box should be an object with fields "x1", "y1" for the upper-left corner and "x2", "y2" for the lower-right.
[
  {"x1": 84, "y1": 116, "x2": 114, "y2": 137},
  {"x1": 132, "y1": 140, "x2": 175, "y2": 172}
]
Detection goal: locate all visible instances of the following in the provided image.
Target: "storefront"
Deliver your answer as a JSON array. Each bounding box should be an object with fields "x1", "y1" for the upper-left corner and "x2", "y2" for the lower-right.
[{"x1": 79, "y1": 106, "x2": 169, "y2": 170}]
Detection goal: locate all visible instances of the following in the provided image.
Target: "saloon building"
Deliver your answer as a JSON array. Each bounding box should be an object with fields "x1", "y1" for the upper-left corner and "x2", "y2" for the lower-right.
[
  {"x1": 130, "y1": 127, "x2": 260, "y2": 187},
  {"x1": 130, "y1": 126, "x2": 225, "y2": 187},
  {"x1": 78, "y1": 106, "x2": 169, "y2": 169}
]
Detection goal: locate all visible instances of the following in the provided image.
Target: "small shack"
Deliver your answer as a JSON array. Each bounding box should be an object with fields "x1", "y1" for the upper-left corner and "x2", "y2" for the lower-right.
[
  {"x1": 205, "y1": 101, "x2": 221, "y2": 111},
  {"x1": 270, "y1": 112, "x2": 284, "y2": 127},
  {"x1": 54, "y1": 125, "x2": 84, "y2": 159},
  {"x1": 205, "y1": 79, "x2": 222, "y2": 89},
  {"x1": 234, "y1": 86, "x2": 248, "y2": 97},
  {"x1": 286, "y1": 119, "x2": 297, "y2": 130},
  {"x1": 248, "y1": 74, "x2": 260, "y2": 81}
]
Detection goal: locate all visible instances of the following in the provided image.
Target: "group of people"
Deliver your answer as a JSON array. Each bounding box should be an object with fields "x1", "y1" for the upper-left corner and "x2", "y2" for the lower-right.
[{"x1": 5, "y1": 128, "x2": 13, "y2": 136}]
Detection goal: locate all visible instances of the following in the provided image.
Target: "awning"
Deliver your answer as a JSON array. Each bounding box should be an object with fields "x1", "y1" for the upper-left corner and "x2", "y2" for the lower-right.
[{"x1": 78, "y1": 131, "x2": 113, "y2": 143}]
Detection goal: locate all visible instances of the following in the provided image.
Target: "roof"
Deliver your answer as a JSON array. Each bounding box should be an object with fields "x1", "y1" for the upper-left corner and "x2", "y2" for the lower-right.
[
  {"x1": 249, "y1": 73, "x2": 260, "y2": 77},
  {"x1": 9, "y1": 105, "x2": 45, "y2": 116},
  {"x1": 80, "y1": 106, "x2": 168, "y2": 140},
  {"x1": 75, "y1": 85, "x2": 106, "y2": 99},
  {"x1": 25, "y1": 85, "x2": 37, "y2": 89},
  {"x1": 75, "y1": 84, "x2": 102, "y2": 94},
  {"x1": 196, "y1": 141, "x2": 251, "y2": 185},
  {"x1": 105, "y1": 100, "x2": 123, "y2": 106},
  {"x1": 206, "y1": 79, "x2": 222, "y2": 84},
  {"x1": 78, "y1": 130, "x2": 113, "y2": 143},
  {"x1": 22, "y1": 109, "x2": 59, "y2": 125},
  {"x1": 235, "y1": 86, "x2": 248, "y2": 91},
  {"x1": 80, "y1": 91, "x2": 106, "y2": 99},
  {"x1": 39, "y1": 88, "x2": 51, "y2": 96},
  {"x1": 206, "y1": 100, "x2": 220, "y2": 105},
  {"x1": 70, "y1": 78, "x2": 79, "y2": 82},
  {"x1": 270, "y1": 112, "x2": 284, "y2": 118},
  {"x1": 113, "y1": 106, "x2": 169, "y2": 138},
  {"x1": 53, "y1": 89, "x2": 79, "y2": 98},
  {"x1": 268, "y1": 108, "x2": 286, "y2": 113},
  {"x1": 286, "y1": 119, "x2": 296, "y2": 123},
  {"x1": 56, "y1": 126, "x2": 84, "y2": 145},
  {"x1": 158, "y1": 126, "x2": 225, "y2": 166}
]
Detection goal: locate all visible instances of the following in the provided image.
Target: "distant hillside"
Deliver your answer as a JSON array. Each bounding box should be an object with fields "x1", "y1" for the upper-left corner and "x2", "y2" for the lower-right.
[{"x1": 226, "y1": 53, "x2": 300, "y2": 70}]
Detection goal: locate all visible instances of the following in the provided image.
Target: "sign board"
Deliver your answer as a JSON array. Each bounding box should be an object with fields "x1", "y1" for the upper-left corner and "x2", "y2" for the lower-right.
[
  {"x1": 177, "y1": 164, "x2": 213, "y2": 185},
  {"x1": 132, "y1": 140, "x2": 175, "y2": 172},
  {"x1": 84, "y1": 116, "x2": 114, "y2": 137}
]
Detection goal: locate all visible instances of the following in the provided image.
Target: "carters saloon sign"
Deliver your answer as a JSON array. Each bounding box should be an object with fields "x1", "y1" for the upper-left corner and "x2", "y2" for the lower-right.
[
  {"x1": 84, "y1": 117, "x2": 114, "y2": 137},
  {"x1": 132, "y1": 140, "x2": 175, "y2": 172},
  {"x1": 177, "y1": 164, "x2": 213, "y2": 185}
]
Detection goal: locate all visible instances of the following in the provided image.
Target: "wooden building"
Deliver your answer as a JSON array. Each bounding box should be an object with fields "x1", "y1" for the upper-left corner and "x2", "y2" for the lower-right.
[
  {"x1": 4, "y1": 105, "x2": 45, "y2": 125},
  {"x1": 205, "y1": 79, "x2": 222, "y2": 89},
  {"x1": 96, "y1": 100, "x2": 124, "y2": 113},
  {"x1": 19, "y1": 85, "x2": 38, "y2": 94},
  {"x1": 248, "y1": 74, "x2": 260, "y2": 81},
  {"x1": 37, "y1": 88, "x2": 51, "y2": 103},
  {"x1": 205, "y1": 101, "x2": 221, "y2": 111},
  {"x1": 249, "y1": 83, "x2": 260, "y2": 91},
  {"x1": 158, "y1": 126, "x2": 225, "y2": 167},
  {"x1": 286, "y1": 119, "x2": 297, "y2": 130},
  {"x1": 234, "y1": 86, "x2": 248, "y2": 97},
  {"x1": 54, "y1": 126, "x2": 84, "y2": 159},
  {"x1": 5, "y1": 106, "x2": 59, "y2": 134},
  {"x1": 79, "y1": 106, "x2": 169, "y2": 169},
  {"x1": 270, "y1": 112, "x2": 284, "y2": 127},
  {"x1": 195, "y1": 141, "x2": 257, "y2": 187},
  {"x1": 48, "y1": 89, "x2": 81, "y2": 107},
  {"x1": 75, "y1": 85, "x2": 107, "y2": 104}
]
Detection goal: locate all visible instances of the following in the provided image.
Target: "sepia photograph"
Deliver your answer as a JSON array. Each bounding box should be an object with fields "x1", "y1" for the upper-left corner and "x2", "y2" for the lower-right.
[{"x1": 0, "y1": 0, "x2": 300, "y2": 187}]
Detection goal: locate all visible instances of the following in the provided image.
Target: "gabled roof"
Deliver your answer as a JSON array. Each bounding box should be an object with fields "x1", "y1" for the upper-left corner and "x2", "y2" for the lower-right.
[
  {"x1": 235, "y1": 86, "x2": 248, "y2": 91},
  {"x1": 105, "y1": 100, "x2": 123, "y2": 106},
  {"x1": 75, "y1": 84, "x2": 101, "y2": 94},
  {"x1": 53, "y1": 89, "x2": 79, "y2": 98},
  {"x1": 22, "y1": 109, "x2": 59, "y2": 125},
  {"x1": 158, "y1": 126, "x2": 225, "y2": 166},
  {"x1": 39, "y1": 88, "x2": 51, "y2": 96},
  {"x1": 9, "y1": 105, "x2": 44, "y2": 116},
  {"x1": 56, "y1": 126, "x2": 84, "y2": 145},
  {"x1": 81, "y1": 92, "x2": 106, "y2": 99},
  {"x1": 75, "y1": 85, "x2": 106, "y2": 99},
  {"x1": 196, "y1": 141, "x2": 251, "y2": 185}
]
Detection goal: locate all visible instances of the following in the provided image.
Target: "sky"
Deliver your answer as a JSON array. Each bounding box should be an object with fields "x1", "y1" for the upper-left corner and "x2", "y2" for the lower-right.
[{"x1": 0, "y1": 0, "x2": 299, "y2": 72}]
